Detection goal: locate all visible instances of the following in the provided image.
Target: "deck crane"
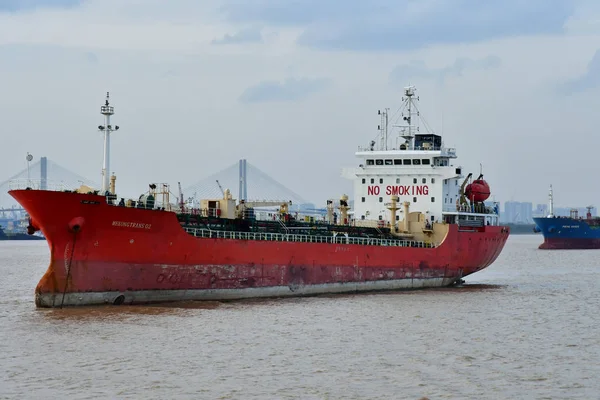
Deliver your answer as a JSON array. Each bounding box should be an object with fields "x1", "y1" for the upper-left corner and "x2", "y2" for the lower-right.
[
  {"x1": 458, "y1": 172, "x2": 473, "y2": 208},
  {"x1": 216, "y1": 180, "x2": 225, "y2": 196}
]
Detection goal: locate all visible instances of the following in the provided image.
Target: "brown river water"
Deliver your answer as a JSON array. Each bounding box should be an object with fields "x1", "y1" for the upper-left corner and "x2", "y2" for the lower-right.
[{"x1": 1, "y1": 235, "x2": 598, "y2": 399}]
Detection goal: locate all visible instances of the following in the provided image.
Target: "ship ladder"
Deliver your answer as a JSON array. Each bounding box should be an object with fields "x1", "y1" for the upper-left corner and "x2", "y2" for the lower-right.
[{"x1": 277, "y1": 217, "x2": 289, "y2": 236}]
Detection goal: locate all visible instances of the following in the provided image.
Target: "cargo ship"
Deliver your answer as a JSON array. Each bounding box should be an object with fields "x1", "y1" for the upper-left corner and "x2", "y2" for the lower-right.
[
  {"x1": 533, "y1": 185, "x2": 600, "y2": 249},
  {"x1": 9, "y1": 87, "x2": 509, "y2": 308},
  {"x1": 0, "y1": 225, "x2": 45, "y2": 240}
]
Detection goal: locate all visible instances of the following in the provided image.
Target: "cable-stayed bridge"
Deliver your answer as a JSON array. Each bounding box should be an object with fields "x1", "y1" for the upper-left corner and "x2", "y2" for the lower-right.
[
  {"x1": 0, "y1": 156, "x2": 98, "y2": 211},
  {"x1": 183, "y1": 159, "x2": 314, "y2": 208},
  {"x1": 1, "y1": 157, "x2": 317, "y2": 217}
]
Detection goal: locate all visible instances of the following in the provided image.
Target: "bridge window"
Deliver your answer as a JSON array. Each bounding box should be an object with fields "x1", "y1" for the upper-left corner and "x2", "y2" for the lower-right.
[
  {"x1": 379, "y1": 197, "x2": 383, "y2": 202},
  {"x1": 413, "y1": 178, "x2": 417, "y2": 184},
  {"x1": 413, "y1": 159, "x2": 421, "y2": 165},
  {"x1": 385, "y1": 159, "x2": 393, "y2": 165},
  {"x1": 366, "y1": 159, "x2": 374, "y2": 165},
  {"x1": 422, "y1": 159, "x2": 431, "y2": 165},
  {"x1": 394, "y1": 159, "x2": 402, "y2": 165},
  {"x1": 376, "y1": 159, "x2": 383, "y2": 165},
  {"x1": 422, "y1": 178, "x2": 426, "y2": 184},
  {"x1": 413, "y1": 197, "x2": 417, "y2": 203},
  {"x1": 403, "y1": 159, "x2": 411, "y2": 165},
  {"x1": 379, "y1": 178, "x2": 383, "y2": 184},
  {"x1": 431, "y1": 197, "x2": 435, "y2": 202},
  {"x1": 361, "y1": 197, "x2": 365, "y2": 202},
  {"x1": 396, "y1": 215, "x2": 400, "y2": 220},
  {"x1": 396, "y1": 178, "x2": 400, "y2": 184},
  {"x1": 371, "y1": 178, "x2": 374, "y2": 184},
  {"x1": 362, "y1": 178, "x2": 365, "y2": 184},
  {"x1": 431, "y1": 178, "x2": 435, "y2": 184},
  {"x1": 456, "y1": 168, "x2": 461, "y2": 174}
]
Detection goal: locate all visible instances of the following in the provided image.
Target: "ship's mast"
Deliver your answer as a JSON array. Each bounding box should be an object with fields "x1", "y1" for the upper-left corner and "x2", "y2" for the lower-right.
[
  {"x1": 98, "y1": 92, "x2": 119, "y2": 193},
  {"x1": 26, "y1": 152, "x2": 33, "y2": 183},
  {"x1": 547, "y1": 184, "x2": 554, "y2": 218},
  {"x1": 399, "y1": 85, "x2": 420, "y2": 150}
]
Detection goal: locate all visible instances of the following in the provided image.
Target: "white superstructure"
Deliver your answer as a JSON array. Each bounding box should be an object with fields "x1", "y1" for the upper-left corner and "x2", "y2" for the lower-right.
[{"x1": 346, "y1": 85, "x2": 499, "y2": 228}]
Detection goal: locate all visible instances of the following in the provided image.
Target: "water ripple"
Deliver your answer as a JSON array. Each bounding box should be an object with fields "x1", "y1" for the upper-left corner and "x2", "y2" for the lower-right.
[{"x1": 1, "y1": 237, "x2": 599, "y2": 399}]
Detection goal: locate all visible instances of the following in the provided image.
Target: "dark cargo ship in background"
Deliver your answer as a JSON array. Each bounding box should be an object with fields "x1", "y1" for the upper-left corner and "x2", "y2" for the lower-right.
[
  {"x1": 534, "y1": 185, "x2": 600, "y2": 249},
  {"x1": 0, "y1": 225, "x2": 45, "y2": 240}
]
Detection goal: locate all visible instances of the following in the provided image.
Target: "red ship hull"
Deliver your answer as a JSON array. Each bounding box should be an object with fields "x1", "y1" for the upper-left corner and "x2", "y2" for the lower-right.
[{"x1": 10, "y1": 189, "x2": 509, "y2": 307}]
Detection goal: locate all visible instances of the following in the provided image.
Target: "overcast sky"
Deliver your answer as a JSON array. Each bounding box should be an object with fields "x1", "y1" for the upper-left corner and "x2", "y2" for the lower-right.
[{"x1": 1, "y1": 0, "x2": 600, "y2": 208}]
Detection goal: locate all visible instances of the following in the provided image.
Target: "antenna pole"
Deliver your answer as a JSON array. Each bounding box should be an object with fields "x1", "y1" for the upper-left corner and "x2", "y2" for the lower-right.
[
  {"x1": 98, "y1": 92, "x2": 120, "y2": 193},
  {"x1": 26, "y1": 152, "x2": 33, "y2": 186},
  {"x1": 384, "y1": 108, "x2": 389, "y2": 150},
  {"x1": 378, "y1": 108, "x2": 390, "y2": 150}
]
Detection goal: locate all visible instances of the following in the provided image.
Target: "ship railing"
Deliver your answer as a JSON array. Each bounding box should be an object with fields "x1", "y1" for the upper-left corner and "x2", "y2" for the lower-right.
[
  {"x1": 183, "y1": 227, "x2": 436, "y2": 248},
  {"x1": 440, "y1": 147, "x2": 456, "y2": 157},
  {"x1": 8, "y1": 179, "x2": 76, "y2": 192},
  {"x1": 357, "y1": 145, "x2": 450, "y2": 152},
  {"x1": 442, "y1": 205, "x2": 499, "y2": 215}
]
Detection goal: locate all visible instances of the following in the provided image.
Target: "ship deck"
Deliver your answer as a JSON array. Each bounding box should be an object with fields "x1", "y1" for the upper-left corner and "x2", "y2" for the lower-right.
[{"x1": 184, "y1": 227, "x2": 435, "y2": 248}]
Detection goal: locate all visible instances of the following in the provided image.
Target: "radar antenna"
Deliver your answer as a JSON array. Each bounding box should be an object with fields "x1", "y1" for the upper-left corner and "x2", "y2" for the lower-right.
[{"x1": 367, "y1": 85, "x2": 435, "y2": 151}]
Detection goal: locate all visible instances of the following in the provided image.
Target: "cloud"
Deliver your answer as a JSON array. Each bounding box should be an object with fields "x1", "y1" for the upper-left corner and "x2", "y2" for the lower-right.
[
  {"x1": 389, "y1": 55, "x2": 502, "y2": 86},
  {"x1": 558, "y1": 48, "x2": 600, "y2": 94},
  {"x1": 1, "y1": 0, "x2": 600, "y2": 208},
  {"x1": 85, "y1": 51, "x2": 98, "y2": 64},
  {"x1": 564, "y1": 0, "x2": 600, "y2": 34},
  {"x1": 239, "y1": 77, "x2": 332, "y2": 103},
  {"x1": 0, "y1": 0, "x2": 83, "y2": 12},
  {"x1": 211, "y1": 27, "x2": 263, "y2": 45},
  {"x1": 219, "y1": 0, "x2": 373, "y2": 26},
  {"x1": 220, "y1": 0, "x2": 575, "y2": 51}
]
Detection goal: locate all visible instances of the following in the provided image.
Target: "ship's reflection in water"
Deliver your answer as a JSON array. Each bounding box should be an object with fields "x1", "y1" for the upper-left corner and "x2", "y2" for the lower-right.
[
  {"x1": 2, "y1": 235, "x2": 599, "y2": 400},
  {"x1": 37, "y1": 302, "x2": 224, "y2": 325}
]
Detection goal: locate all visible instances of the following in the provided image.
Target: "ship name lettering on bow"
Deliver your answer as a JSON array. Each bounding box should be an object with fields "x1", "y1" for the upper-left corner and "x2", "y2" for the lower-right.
[{"x1": 112, "y1": 221, "x2": 152, "y2": 229}]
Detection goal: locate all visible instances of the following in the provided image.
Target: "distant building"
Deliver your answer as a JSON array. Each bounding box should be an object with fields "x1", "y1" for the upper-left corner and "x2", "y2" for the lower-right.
[
  {"x1": 508, "y1": 202, "x2": 597, "y2": 220},
  {"x1": 501, "y1": 201, "x2": 533, "y2": 224}
]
